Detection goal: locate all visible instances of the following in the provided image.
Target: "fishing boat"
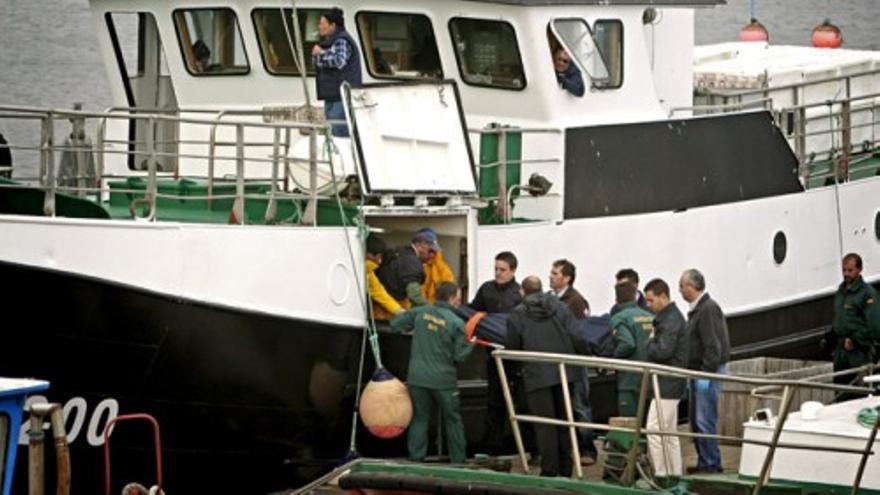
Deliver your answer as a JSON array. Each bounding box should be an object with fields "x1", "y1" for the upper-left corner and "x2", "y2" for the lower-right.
[{"x1": 0, "y1": 0, "x2": 878, "y2": 492}]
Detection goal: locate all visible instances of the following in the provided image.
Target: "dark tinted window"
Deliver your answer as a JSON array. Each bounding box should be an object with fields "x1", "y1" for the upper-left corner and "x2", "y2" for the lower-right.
[
  {"x1": 252, "y1": 8, "x2": 323, "y2": 76},
  {"x1": 449, "y1": 18, "x2": 525, "y2": 90},
  {"x1": 357, "y1": 12, "x2": 442, "y2": 80},
  {"x1": 174, "y1": 9, "x2": 249, "y2": 75}
]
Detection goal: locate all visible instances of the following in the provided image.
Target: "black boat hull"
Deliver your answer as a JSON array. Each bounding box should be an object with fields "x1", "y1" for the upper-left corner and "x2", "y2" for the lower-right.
[{"x1": 0, "y1": 259, "x2": 840, "y2": 493}]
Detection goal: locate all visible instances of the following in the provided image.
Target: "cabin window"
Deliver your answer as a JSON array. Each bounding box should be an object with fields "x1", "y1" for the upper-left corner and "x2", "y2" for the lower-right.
[
  {"x1": 252, "y1": 8, "x2": 324, "y2": 76},
  {"x1": 357, "y1": 12, "x2": 442, "y2": 80},
  {"x1": 448, "y1": 18, "x2": 525, "y2": 91},
  {"x1": 550, "y1": 18, "x2": 611, "y2": 88},
  {"x1": 173, "y1": 8, "x2": 250, "y2": 75},
  {"x1": 593, "y1": 20, "x2": 624, "y2": 88}
]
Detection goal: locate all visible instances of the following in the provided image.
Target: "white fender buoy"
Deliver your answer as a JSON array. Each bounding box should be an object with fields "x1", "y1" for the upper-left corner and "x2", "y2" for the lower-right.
[{"x1": 358, "y1": 368, "x2": 412, "y2": 439}]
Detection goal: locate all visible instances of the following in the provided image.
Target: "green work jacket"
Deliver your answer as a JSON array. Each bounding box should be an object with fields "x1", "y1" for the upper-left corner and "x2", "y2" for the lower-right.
[
  {"x1": 834, "y1": 276, "x2": 880, "y2": 348},
  {"x1": 391, "y1": 301, "x2": 472, "y2": 390},
  {"x1": 611, "y1": 302, "x2": 654, "y2": 392}
]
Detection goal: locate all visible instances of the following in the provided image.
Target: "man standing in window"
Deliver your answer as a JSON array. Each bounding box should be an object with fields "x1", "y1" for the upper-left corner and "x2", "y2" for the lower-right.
[{"x1": 312, "y1": 8, "x2": 362, "y2": 137}]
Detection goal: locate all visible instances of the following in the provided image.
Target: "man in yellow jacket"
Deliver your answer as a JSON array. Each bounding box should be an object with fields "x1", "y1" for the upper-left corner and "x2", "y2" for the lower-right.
[
  {"x1": 366, "y1": 234, "x2": 403, "y2": 320},
  {"x1": 417, "y1": 228, "x2": 456, "y2": 304}
]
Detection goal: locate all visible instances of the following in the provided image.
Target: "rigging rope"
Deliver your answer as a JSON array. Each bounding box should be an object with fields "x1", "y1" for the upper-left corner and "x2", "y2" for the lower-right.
[{"x1": 323, "y1": 122, "x2": 386, "y2": 457}]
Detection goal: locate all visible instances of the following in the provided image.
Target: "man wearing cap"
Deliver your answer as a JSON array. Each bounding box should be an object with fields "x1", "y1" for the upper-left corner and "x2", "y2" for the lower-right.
[
  {"x1": 312, "y1": 8, "x2": 362, "y2": 137},
  {"x1": 417, "y1": 227, "x2": 455, "y2": 304},
  {"x1": 376, "y1": 231, "x2": 437, "y2": 310},
  {"x1": 391, "y1": 282, "x2": 472, "y2": 464}
]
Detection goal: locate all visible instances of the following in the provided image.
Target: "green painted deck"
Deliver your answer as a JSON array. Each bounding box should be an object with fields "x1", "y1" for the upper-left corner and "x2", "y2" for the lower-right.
[
  {"x1": 804, "y1": 150, "x2": 880, "y2": 189},
  {"x1": 0, "y1": 177, "x2": 358, "y2": 226},
  {"x1": 322, "y1": 457, "x2": 880, "y2": 495}
]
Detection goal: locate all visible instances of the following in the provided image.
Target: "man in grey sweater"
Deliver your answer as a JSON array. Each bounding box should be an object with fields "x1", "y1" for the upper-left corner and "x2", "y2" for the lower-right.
[
  {"x1": 644, "y1": 278, "x2": 689, "y2": 477},
  {"x1": 679, "y1": 269, "x2": 730, "y2": 474}
]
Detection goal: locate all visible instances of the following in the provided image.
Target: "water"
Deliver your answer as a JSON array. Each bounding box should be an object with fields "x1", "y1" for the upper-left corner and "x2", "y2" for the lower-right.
[{"x1": 0, "y1": 0, "x2": 877, "y2": 176}]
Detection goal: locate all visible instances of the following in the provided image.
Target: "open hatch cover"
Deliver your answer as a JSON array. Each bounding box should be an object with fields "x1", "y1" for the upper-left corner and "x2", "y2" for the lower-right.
[{"x1": 344, "y1": 81, "x2": 477, "y2": 197}]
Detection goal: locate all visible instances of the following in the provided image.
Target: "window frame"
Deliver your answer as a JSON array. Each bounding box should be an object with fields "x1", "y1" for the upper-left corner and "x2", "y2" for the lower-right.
[
  {"x1": 447, "y1": 17, "x2": 527, "y2": 92},
  {"x1": 251, "y1": 7, "x2": 326, "y2": 77},
  {"x1": 355, "y1": 10, "x2": 444, "y2": 82},
  {"x1": 550, "y1": 17, "x2": 612, "y2": 89},
  {"x1": 172, "y1": 7, "x2": 251, "y2": 77},
  {"x1": 592, "y1": 18, "x2": 624, "y2": 90}
]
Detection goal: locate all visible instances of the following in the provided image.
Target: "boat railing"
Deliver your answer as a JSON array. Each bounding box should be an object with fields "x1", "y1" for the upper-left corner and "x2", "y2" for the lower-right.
[
  {"x1": 0, "y1": 104, "x2": 346, "y2": 224},
  {"x1": 467, "y1": 125, "x2": 564, "y2": 224},
  {"x1": 491, "y1": 350, "x2": 878, "y2": 494},
  {"x1": 689, "y1": 67, "x2": 880, "y2": 187}
]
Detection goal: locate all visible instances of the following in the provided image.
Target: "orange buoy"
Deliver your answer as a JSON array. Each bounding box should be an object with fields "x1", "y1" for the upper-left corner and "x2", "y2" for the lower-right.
[
  {"x1": 812, "y1": 20, "x2": 842, "y2": 48},
  {"x1": 359, "y1": 368, "x2": 412, "y2": 439},
  {"x1": 737, "y1": 18, "x2": 769, "y2": 42}
]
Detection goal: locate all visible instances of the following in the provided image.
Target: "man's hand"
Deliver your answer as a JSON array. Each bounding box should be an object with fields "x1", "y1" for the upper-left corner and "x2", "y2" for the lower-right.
[
  {"x1": 311, "y1": 45, "x2": 323, "y2": 57},
  {"x1": 844, "y1": 337, "x2": 855, "y2": 352}
]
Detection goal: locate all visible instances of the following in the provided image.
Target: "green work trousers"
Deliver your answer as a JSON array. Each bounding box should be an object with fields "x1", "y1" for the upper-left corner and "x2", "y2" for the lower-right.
[
  {"x1": 618, "y1": 390, "x2": 638, "y2": 417},
  {"x1": 407, "y1": 385, "x2": 467, "y2": 464}
]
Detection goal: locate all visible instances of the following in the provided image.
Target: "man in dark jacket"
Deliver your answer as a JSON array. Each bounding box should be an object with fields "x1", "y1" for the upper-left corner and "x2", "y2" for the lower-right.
[
  {"x1": 610, "y1": 282, "x2": 654, "y2": 417},
  {"x1": 832, "y1": 253, "x2": 880, "y2": 400},
  {"x1": 391, "y1": 282, "x2": 473, "y2": 463},
  {"x1": 470, "y1": 251, "x2": 522, "y2": 314},
  {"x1": 644, "y1": 278, "x2": 688, "y2": 477},
  {"x1": 610, "y1": 268, "x2": 649, "y2": 314},
  {"x1": 312, "y1": 8, "x2": 362, "y2": 137},
  {"x1": 506, "y1": 276, "x2": 589, "y2": 477},
  {"x1": 553, "y1": 48, "x2": 584, "y2": 97},
  {"x1": 679, "y1": 268, "x2": 730, "y2": 474},
  {"x1": 470, "y1": 251, "x2": 523, "y2": 454},
  {"x1": 548, "y1": 258, "x2": 596, "y2": 464},
  {"x1": 376, "y1": 231, "x2": 437, "y2": 309}
]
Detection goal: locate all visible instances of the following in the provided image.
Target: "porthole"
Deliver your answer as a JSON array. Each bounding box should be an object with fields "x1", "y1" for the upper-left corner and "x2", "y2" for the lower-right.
[
  {"x1": 773, "y1": 231, "x2": 787, "y2": 265},
  {"x1": 875, "y1": 211, "x2": 880, "y2": 241}
]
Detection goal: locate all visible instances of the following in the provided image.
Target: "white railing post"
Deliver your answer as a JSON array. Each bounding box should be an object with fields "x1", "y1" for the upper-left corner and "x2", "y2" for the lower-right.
[
  {"x1": 233, "y1": 123, "x2": 245, "y2": 225},
  {"x1": 146, "y1": 116, "x2": 157, "y2": 220},
  {"x1": 41, "y1": 113, "x2": 55, "y2": 217}
]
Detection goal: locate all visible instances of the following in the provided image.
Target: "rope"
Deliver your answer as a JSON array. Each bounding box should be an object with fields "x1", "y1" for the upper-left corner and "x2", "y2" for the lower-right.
[{"x1": 322, "y1": 126, "x2": 385, "y2": 458}]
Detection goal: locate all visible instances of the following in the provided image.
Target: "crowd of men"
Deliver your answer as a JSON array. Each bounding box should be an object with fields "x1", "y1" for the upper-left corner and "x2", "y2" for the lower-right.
[{"x1": 369, "y1": 229, "x2": 879, "y2": 479}]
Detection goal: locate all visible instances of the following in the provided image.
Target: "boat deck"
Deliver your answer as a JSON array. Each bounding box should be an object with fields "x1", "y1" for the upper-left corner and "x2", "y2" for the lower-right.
[{"x1": 299, "y1": 429, "x2": 745, "y2": 494}]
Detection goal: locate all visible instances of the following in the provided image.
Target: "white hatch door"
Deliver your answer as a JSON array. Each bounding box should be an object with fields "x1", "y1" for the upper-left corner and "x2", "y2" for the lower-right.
[{"x1": 344, "y1": 81, "x2": 477, "y2": 197}]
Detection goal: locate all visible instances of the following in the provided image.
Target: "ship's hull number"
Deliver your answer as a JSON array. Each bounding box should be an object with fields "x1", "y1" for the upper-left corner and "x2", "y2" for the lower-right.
[{"x1": 18, "y1": 396, "x2": 119, "y2": 447}]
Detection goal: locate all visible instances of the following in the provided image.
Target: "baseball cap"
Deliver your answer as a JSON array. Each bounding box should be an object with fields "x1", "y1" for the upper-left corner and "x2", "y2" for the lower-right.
[{"x1": 413, "y1": 228, "x2": 441, "y2": 252}]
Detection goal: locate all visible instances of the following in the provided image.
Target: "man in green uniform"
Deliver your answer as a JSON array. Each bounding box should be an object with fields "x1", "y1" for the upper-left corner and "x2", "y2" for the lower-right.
[
  {"x1": 611, "y1": 282, "x2": 655, "y2": 416},
  {"x1": 833, "y1": 253, "x2": 880, "y2": 397},
  {"x1": 391, "y1": 282, "x2": 473, "y2": 463}
]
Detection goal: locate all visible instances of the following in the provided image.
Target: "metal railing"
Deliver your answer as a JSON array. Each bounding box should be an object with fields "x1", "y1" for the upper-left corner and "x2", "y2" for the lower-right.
[
  {"x1": 0, "y1": 105, "x2": 342, "y2": 224},
  {"x1": 468, "y1": 125, "x2": 563, "y2": 224},
  {"x1": 689, "y1": 67, "x2": 880, "y2": 186},
  {"x1": 492, "y1": 350, "x2": 878, "y2": 494}
]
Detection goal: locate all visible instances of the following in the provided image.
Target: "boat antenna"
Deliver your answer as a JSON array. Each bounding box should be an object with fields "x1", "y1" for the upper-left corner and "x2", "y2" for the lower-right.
[{"x1": 281, "y1": 1, "x2": 313, "y2": 111}]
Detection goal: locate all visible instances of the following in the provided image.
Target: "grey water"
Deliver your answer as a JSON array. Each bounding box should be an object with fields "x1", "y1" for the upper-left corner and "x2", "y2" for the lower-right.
[{"x1": 0, "y1": 0, "x2": 877, "y2": 177}]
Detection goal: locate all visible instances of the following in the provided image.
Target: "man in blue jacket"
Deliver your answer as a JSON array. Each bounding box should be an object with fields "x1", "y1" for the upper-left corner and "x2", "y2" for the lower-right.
[
  {"x1": 312, "y1": 8, "x2": 362, "y2": 137},
  {"x1": 553, "y1": 48, "x2": 584, "y2": 97}
]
